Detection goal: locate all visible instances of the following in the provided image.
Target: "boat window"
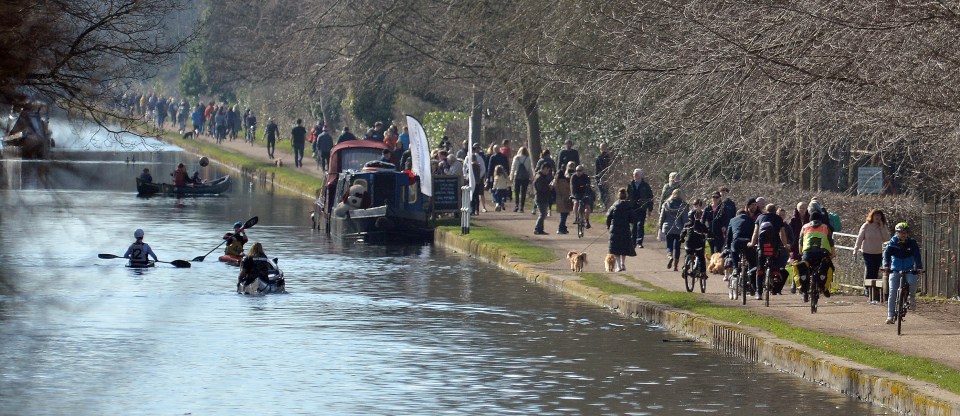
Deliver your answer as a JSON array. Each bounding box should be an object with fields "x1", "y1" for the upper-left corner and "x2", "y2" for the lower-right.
[
  {"x1": 339, "y1": 149, "x2": 383, "y2": 172},
  {"x1": 407, "y1": 182, "x2": 418, "y2": 204},
  {"x1": 351, "y1": 178, "x2": 368, "y2": 191}
]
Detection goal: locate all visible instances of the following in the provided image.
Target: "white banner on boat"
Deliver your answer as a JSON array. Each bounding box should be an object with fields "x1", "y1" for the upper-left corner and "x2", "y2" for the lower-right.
[{"x1": 405, "y1": 115, "x2": 432, "y2": 197}]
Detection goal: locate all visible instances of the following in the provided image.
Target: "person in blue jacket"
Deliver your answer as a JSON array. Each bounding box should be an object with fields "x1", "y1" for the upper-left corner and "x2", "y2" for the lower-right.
[{"x1": 882, "y1": 222, "x2": 923, "y2": 324}]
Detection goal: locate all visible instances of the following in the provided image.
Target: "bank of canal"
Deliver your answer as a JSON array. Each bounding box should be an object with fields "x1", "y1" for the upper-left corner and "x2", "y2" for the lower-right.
[{"x1": 146, "y1": 123, "x2": 960, "y2": 415}]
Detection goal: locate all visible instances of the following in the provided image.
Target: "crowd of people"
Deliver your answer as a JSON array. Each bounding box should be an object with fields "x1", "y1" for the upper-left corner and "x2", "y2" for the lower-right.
[
  {"x1": 117, "y1": 94, "x2": 926, "y2": 322},
  {"x1": 412, "y1": 132, "x2": 924, "y2": 324}
]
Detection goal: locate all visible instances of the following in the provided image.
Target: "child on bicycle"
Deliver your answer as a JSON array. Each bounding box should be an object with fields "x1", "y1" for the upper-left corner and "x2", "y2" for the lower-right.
[
  {"x1": 882, "y1": 222, "x2": 923, "y2": 324},
  {"x1": 679, "y1": 198, "x2": 708, "y2": 276}
]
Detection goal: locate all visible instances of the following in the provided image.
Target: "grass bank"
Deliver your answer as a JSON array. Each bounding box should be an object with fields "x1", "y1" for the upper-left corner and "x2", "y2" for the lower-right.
[
  {"x1": 436, "y1": 222, "x2": 556, "y2": 263},
  {"x1": 577, "y1": 272, "x2": 960, "y2": 395}
]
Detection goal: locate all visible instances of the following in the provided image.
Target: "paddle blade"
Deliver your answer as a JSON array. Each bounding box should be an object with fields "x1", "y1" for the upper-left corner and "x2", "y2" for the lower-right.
[
  {"x1": 170, "y1": 260, "x2": 191, "y2": 268},
  {"x1": 243, "y1": 216, "x2": 259, "y2": 230},
  {"x1": 191, "y1": 256, "x2": 205, "y2": 262},
  {"x1": 98, "y1": 253, "x2": 120, "y2": 259}
]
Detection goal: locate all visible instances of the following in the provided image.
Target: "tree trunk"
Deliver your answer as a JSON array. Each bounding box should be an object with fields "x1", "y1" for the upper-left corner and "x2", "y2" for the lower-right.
[
  {"x1": 470, "y1": 87, "x2": 484, "y2": 147},
  {"x1": 520, "y1": 90, "x2": 542, "y2": 162}
]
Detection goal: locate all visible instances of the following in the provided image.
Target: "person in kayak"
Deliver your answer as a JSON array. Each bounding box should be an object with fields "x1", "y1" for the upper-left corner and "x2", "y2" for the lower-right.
[
  {"x1": 238, "y1": 242, "x2": 277, "y2": 287},
  {"x1": 224, "y1": 221, "x2": 248, "y2": 258},
  {"x1": 123, "y1": 228, "x2": 158, "y2": 267}
]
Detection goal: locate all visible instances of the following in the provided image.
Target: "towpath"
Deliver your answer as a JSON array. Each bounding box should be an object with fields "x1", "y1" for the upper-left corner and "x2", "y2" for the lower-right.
[{"x1": 168, "y1": 126, "x2": 960, "y2": 372}]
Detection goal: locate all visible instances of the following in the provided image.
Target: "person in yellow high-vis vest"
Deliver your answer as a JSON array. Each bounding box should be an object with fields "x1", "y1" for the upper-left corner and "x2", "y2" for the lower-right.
[{"x1": 797, "y1": 211, "x2": 835, "y2": 302}]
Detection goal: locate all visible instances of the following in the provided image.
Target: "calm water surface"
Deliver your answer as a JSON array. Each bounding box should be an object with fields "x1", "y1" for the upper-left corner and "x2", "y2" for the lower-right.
[{"x1": 0, "y1": 139, "x2": 882, "y2": 415}]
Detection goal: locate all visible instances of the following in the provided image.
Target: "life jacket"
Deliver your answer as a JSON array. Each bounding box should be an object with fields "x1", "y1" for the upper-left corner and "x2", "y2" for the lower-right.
[
  {"x1": 801, "y1": 220, "x2": 832, "y2": 254},
  {"x1": 247, "y1": 255, "x2": 274, "y2": 279},
  {"x1": 128, "y1": 242, "x2": 149, "y2": 264}
]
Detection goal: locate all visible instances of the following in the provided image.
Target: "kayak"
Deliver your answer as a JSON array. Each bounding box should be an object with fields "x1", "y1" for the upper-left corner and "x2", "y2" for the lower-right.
[
  {"x1": 218, "y1": 254, "x2": 242, "y2": 266},
  {"x1": 126, "y1": 261, "x2": 155, "y2": 268},
  {"x1": 237, "y1": 269, "x2": 286, "y2": 295}
]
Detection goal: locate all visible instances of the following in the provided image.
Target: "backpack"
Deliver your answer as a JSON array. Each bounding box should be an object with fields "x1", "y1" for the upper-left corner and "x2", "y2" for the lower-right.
[
  {"x1": 758, "y1": 221, "x2": 779, "y2": 257},
  {"x1": 828, "y1": 212, "x2": 842, "y2": 233},
  {"x1": 515, "y1": 157, "x2": 529, "y2": 180}
]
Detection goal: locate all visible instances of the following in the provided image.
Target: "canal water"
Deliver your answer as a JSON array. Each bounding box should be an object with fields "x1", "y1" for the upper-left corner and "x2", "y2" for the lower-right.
[{"x1": 0, "y1": 127, "x2": 882, "y2": 415}]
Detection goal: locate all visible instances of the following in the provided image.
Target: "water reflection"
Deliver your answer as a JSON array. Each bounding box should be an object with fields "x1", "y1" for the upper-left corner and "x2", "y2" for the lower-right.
[{"x1": 0, "y1": 149, "x2": 883, "y2": 415}]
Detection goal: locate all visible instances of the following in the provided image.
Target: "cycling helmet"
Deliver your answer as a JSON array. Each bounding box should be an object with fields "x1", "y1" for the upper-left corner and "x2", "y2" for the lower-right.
[
  {"x1": 895, "y1": 222, "x2": 910, "y2": 232},
  {"x1": 233, "y1": 221, "x2": 243, "y2": 229},
  {"x1": 134, "y1": 229, "x2": 144, "y2": 239}
]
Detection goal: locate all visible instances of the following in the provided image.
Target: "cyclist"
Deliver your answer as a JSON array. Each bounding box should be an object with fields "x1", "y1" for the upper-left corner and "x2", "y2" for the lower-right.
[
  {"x1": 724, "y1": 201, "x2": 757, "y2": 285},
  {"x1": 749, "y1": 203, "x2": 792, "y2": 299},
  {"x1": 679, "y1": 198, "x2": 708, "y2": 276},
  {"x1": 570, "y1": 165, "x2": 594, "y2": 229},
  {"x1": 882, "y1": 222, "x2": 923, "y2": 324},
  {"x1": 797, "y1": 210, "x2": 834, "y2": 302}
]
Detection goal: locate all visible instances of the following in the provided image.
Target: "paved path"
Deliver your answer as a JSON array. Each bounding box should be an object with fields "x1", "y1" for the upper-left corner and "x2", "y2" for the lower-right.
[{"x1": 170, "y1": 125, "x2": 960, "y2": 372}]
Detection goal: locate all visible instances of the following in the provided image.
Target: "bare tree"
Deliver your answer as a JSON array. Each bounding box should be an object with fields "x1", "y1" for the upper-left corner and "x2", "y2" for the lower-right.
[{"x1": 0, "y1": 0, "x2": 196, "y2": 132}]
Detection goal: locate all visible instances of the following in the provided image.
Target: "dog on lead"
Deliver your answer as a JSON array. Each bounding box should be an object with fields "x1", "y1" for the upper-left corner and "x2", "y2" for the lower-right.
[
  {"x1": 604, "y1": 254, "x2": 617, "y2": 272},
  {"x1": 567, "y1": 251, "x2": 587, "y2": 272}
]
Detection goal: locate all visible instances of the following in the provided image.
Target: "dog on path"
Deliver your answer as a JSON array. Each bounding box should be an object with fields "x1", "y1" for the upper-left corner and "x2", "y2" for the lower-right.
[
  {"x1": 182, "y1": 130, "x2": 195, "y2": 140},
  {"x1": 275, "y1": 158, "x2": 283, "y2": 167},
  {"x1": 567, "y1": 251, "x2": 587, "y2": 272},
  {"x1": 708, "y1": 252, "x2": 725, "y2": 275},
  {"x1": 604, "y1": 254, "x2": 617, "y2": 272}
]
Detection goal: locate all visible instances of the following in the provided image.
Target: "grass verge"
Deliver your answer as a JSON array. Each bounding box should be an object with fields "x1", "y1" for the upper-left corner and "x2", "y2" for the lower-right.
[
  {"x1": 436, "y1": 222, "x2": 556, "y2": 263},
  {"x1": 578, "y1": 272, "x2": 960, "y2": 395}
]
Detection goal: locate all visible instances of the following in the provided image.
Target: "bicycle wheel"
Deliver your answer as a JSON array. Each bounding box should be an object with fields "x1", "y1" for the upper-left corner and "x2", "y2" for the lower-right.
[
  {"x1": 698, "y1": 261, "x2": 707, "y2": 293},
  {"x1": 577, "y1": 218, "x2": 584, "y2": 239},
  {"x1": 682, "y1": 255, "x2": 694, "y2": 292},
  {"x1": 740, "y1": 260, "x2": 749, "y2": 305},
  {"x1": 896, "y1": 282, "x2": 907, "y2": 336},
  {"x1": 764, "y1": 267, "x2": 771, "y2": 307},
  {"x1": 810, "y1": 276, "x2": 820, "y2": 313}
]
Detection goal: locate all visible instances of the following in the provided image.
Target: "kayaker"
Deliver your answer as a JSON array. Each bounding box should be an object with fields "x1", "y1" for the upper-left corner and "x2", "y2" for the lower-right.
[
  {"x1": 123, "y1": 229, "x2": 158, "y2": 267},
  {"x1": 139, "y1": 168, "x2": 153, "y2": 183},
  {"x1": 224, "y1": 221, "x2": 248, "y2": 258},
  {"x1": 238, "y1": 242, "x2": 276, "y2": 287}
]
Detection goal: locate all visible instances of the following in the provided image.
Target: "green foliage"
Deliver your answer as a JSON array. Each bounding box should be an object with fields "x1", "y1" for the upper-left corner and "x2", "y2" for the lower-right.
[
  {"x1": 179, "y1": 44, "x2": 208, "y2": 98},
  {"x1": 422, "y1": 111, "x2": 468, "y2": 145},
  {"x1": 346, "y1": 75, "x2": 397, "y2": 127}
]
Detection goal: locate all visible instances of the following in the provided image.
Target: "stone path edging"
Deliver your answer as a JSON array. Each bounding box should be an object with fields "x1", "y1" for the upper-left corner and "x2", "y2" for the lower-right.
[{"x1": 435, "y1": 229, "x2": 960, "y2": 416}]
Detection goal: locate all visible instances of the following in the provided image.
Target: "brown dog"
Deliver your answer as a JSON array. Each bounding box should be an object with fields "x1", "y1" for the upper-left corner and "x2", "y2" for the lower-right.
[
  {"x1": 604, "y1": 254, "x2": 617, "y2": 272},
  {"x1": 708, "y1": 252, "x2": 725, "y2": 275},
  {"x1": 567, "y1": 251, "x2": 587, "y2": 272},
  {"x1": 275, "y1": 158, "x2": 284, "y2": 167}
]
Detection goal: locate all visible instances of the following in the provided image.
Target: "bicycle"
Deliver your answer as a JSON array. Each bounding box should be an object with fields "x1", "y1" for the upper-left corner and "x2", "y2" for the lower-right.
[
  {"x1": 890, "y1": 269, "x2": 921, "y2": 335},
  {"x1": 681, "y1": 248, "x2": 707, "y2": 293},
  {"x1": 571, "y1": 195, "x2": 590, "y2": 239},
  {"x1": 802, "y1": 256, "x2": 828, "y2": 314},
  {"x1": 756, "y1": 243, "x2": 783, "y2": 307},
  {"x1": 245, "y1": 124, "x2": 257, "y2": 144}
]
